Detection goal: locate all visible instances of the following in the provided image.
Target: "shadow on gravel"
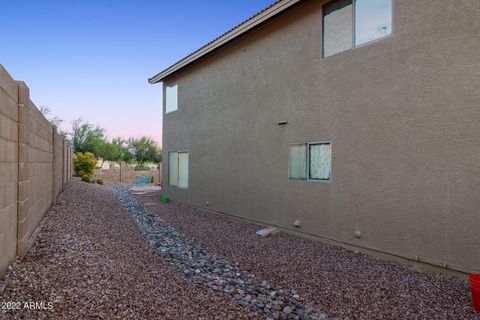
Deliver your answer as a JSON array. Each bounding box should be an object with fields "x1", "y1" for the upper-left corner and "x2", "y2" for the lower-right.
[
  {"x1": 114, "y1": 184, "x2": 326, "y2": 320},
  {"x1": 129, "y1": 186, "x2": 480, "y2": 320},
  {"x1": 0, "y1": 182, "x2": 251, "y2": 320}
]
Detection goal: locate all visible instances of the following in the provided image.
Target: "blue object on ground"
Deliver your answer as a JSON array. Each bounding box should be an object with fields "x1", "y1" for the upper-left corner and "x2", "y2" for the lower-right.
[{"x1": 135, "y1": 175, "x2": 152, "y2": 186}]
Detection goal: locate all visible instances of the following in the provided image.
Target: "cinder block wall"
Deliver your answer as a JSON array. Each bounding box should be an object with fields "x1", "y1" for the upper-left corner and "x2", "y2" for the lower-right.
[
  {"x1": 0, "y1": 66, "x2": 19, "y2": 277},
  {"x1": 0, "y1": 64, "x2": 73, "y2": 276},
  {"x1": 93, "y1": 163, "x2": 162, "y2": 184},
  {"x1": 52, "y1": 129, "x2": 63, "y2": 204}
]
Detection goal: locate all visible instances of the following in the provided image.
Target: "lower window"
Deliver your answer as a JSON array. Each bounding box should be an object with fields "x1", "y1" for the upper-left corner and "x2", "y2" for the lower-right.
[
  {"x1": 168, "y1": 151, "x2": 189, "y2": 188},
  {"x1": 289, "y1": 142, "x2": 331, "y2": 181}
]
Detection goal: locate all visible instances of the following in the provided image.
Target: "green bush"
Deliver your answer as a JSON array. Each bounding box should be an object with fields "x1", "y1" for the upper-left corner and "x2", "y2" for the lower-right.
[
  {"x1": 97, "y1": 179, "x2": 104, "y2": 185},
  {"x1": 81, "y1": 175, "x2": 91, "y2": 183},
  {"x1": 74, "y1": 152, "x2": 97, "y2": 178}
]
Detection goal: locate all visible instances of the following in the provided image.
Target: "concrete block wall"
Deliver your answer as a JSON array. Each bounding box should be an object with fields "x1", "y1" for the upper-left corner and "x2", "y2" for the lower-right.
[
  {"x1": 52, "y1": 128, "x2": 63, "y2": 205},
  {"x1": 0, "y1": 64, "x2": 73, "y2": 276},
  {"x1": 0, "y1": 66, "x2": 19, "y2": 276},
  {"x1": 62, "y1": 141, "x2": 67, "y2": 188},
  {"x1": 93, "y1": 163, "x2": 162, "y2": 184}
]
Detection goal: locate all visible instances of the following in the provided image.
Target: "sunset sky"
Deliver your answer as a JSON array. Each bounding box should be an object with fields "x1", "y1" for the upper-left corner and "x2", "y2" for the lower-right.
[
  {"x1": 1, "y1": 0, "x2": 390, "y2": 146},
  {"x1": 1, "y1": 0, "x2": 273, "y2": 145}
]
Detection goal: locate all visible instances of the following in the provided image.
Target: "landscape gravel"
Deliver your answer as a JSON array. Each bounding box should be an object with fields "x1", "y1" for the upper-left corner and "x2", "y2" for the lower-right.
[
  {"x1": 0, "y1": 182, "x2": 250, "y2": 319},
  {"x1": 1, "y1": 180, "x2": 478, "y2": 320},
  {"x1": 132, "y1": 188, "x2": 480, "y2": 320},
  {"x1": 114, "y1": 184, "x2": 324, "y2": 320}
]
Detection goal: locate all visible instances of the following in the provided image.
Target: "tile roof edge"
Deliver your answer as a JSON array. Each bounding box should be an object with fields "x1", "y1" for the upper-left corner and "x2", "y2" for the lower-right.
[{"x1": 148, "y1": 0, "x2": 302, "y2": 84}]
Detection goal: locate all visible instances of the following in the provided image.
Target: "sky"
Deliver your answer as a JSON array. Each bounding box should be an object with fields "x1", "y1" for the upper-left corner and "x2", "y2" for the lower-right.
[
  {"x1": 0, "y1": 0, "x2": 274, "y2": 146},
  {"x1": 1, "y1": 0, "x2": 391, "y2": 146}
]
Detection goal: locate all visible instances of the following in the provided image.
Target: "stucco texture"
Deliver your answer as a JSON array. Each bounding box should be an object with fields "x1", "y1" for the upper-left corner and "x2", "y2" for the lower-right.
[{"x1": 161, "y1": 0, "x2": 480, "y2": 274}]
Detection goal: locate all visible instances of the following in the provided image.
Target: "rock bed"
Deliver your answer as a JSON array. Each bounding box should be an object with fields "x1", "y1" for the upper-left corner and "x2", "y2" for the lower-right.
[
  {"x1": 0, "y1": 182, "x2": 249, "y2": 319},
  {"x1": 114, "y1": 185, "x2": 325, "y2": 320},
  {"x1": 131, "y1": 190, "x2": 480, "y2": 320}
]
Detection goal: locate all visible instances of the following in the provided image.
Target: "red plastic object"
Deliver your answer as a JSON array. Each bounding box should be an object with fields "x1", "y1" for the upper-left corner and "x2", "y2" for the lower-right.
[{"x1": 471, "y1": 274, "x2": 480, "y2": 312}]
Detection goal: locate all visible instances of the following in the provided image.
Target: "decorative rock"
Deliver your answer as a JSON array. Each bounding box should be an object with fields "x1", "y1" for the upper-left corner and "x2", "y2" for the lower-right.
[
  {"x1": 113, "y1": 185, "x2": 317, "y2": 319},
  {"x1": 283, "y1": 306, "x2": 293, "y2": 314}
]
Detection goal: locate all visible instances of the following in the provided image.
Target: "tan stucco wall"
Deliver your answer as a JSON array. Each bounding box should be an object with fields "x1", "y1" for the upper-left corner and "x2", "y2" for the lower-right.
[
  {"x1": 0, "y1": 65, "x2": 73, "y2": 276},
  {"x1": 162, "y1": 0, "x2": 480, "y2": 273}
]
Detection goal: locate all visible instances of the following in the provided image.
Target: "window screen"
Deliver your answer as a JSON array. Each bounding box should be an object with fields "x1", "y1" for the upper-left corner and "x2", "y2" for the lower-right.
[
  {"x1": 166, "y1": 85, "x2": 178, "y2": 113},
  {"x1": 355, "y1": 0, "x2": 392, "y2": 46},
  {"x1": 323, "y1": 0, "x2": 353, "y2": 57},
  {"x1": 309, "y1": 143, "x2": 331, "y2": 180},
  {"x1": 168, "y1": 152, "x2": 178, "y2": 186},
  {"x1": 323, "y1": 0, "x2": 392, "y2": 56},
  {"x1": 178, "y1": 152, "x2": 189, "y2": 189},
  {"x1": 289, "y1": 144, "x2": 307, "y2": 180}
]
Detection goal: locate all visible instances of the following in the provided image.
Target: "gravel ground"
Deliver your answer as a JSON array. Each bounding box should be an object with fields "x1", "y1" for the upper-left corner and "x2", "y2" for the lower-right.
[
  {"x1": 132, "y1": 189, "x2": 480, "y2": 320},
  {"x1": 114, "y1": 185, "x2": 323, "y2": 320},
  {"x1": 0, "y1": 182, "x2": 249, "y2": 319},
  {"x1": 1, "y1": 181, "x2": 478, "y2": 319}
]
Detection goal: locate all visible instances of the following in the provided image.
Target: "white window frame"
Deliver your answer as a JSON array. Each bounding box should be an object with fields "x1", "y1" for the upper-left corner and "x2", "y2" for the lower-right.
[
  {"x1": 322, "y1": 0, "x2": 394, "y2": 57},
  {"x1": 168, "y1": 151, "x2": 179, "y2": 187},
  {"x1": 178, "y1": 151, "x2": 189, "y2": 189},
  {"x1": 288, "y1": 143, "x2": 308, "y2": 180},
  {"x1": 165, "y1": 84, "x2": 178, "y2": 114},
  {"x1": 168, "y1": 149, "x2": 188, "y2": 189},
  {"x1": 288, "y1": 141, "x2": 332, "y2": 183}
]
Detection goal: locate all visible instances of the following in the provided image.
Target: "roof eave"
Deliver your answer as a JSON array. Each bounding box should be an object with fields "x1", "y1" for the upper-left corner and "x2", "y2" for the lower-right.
[{"x1": 148, "y1": 0, "x2": 302, "y2": 84}]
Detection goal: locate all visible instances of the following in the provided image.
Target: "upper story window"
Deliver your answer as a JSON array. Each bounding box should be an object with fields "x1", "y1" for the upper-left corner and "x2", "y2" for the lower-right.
[
  {"x1": 323, "y1": 0, "x2": 393, "y2": 57},
  {"x1": 165, "y1": 84, "x2": 178, "y2": 113}
]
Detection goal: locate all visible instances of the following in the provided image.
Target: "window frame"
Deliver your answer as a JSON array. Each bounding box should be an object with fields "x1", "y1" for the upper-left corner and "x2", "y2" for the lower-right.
[
  {"x1": 307, "y1": 141, "x2": 332, "y2": 182},
  {"x1": 288, "y1": 141, "x2": 332, "y2": 183},
  {"x1": 168, "y1": 149, "x2": 189, "y2": 189},
  {"x1": 165, "y1": 84, "x2": 178, "y2": 114},
  {"x1": 288, "y1": 142, "x2": 308, "y2": 181},
  {"x1": 168, "y1": 151, "x2": 179, "y2": 187},
  {"x1": 177, "y1": 150, "x2": 189, "y2": 189},
  {"x1": 322, "y1": 0, "x2": 394, "y2": 58}
]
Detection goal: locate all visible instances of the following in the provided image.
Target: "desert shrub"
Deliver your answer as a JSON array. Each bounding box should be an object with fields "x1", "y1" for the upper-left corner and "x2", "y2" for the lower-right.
[
  {"x1": 97, "y1": 179, "x2": 104, "y2": 185},
  {"x1": 74, "y1": 152, "x2": 97, "y2": 178},
  {"x1": 150, "y1": 176, "x2": 154, "y2": 183},
  {"x1": 81, "y1": 175, "x2": 91, "y2": 183}
]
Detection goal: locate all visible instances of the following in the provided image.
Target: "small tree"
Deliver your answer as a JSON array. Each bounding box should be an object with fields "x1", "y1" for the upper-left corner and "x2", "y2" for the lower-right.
[
  {"x1": 128, "y1": 137, "x2": 161, "y2": 167},
  {"x1": 73, "y1": 152, "x2": 97, "y2": 178},
  {"x1": 70, "y1": 118, "x2": 106, "y2": 155},
  {"x1": 96, "y1": 141, "x2": 119, "y2": 168},
  {"x1": 111, "y1": 138, "x2": 134, "y2": 163}
]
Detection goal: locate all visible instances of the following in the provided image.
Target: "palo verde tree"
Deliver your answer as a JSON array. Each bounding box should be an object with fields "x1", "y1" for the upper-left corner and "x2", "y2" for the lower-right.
[
  {"x1": 127, "y1": 137, "x2": 162, "y2": 166},
  {"x1": 96, "y1": 138, "x2": 133, "y2": 166},
  {"x1": 70, "y1": 118, "x2": 106, "y2": 155}
]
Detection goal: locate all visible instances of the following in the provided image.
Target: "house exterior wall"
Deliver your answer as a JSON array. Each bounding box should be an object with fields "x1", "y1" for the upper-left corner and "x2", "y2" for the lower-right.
[
  {"x1": 0, "y1": 65, "x2": 73, "y2": 276},
  {"x1": 161, "y1": 0, "x2": 480, "y2": 273}
]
